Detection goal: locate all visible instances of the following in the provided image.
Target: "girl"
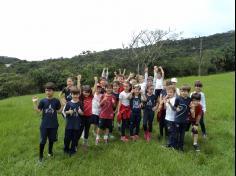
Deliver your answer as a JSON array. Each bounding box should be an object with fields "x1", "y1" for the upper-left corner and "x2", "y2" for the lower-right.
[
  {"x1": 129, "y1": 84, "x2": 146, "y2": 140},
  {"x1": 59, "y1": 77, "x2": 74, "y2": 107},
  {"x1": 143, "y1": 85, "x2": 158, "y2": 142},
  {"x1": 96, "y1": 84, "x2": 116, "y2": 144},
  {"x1": 117, "y1": 81, "x2": 131, "y2": 142},
  {"x1": 78, "y1": 85, "x2": 93, "y2": 148},
  {"x1": 154, "y1": 66, "x2": 164, "y2": 99}
]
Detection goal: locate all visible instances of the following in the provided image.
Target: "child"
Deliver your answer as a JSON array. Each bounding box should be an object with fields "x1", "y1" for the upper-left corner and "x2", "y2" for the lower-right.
[
  {"x1": 32, "y1": 82, "x2": 61, "y2": 162},
  {"x1": 188, "y1": 93, "x2": 203, "y2": 151},
  {"x1": 143, "y1": 85, "x2": 158, "y2": 142},
  {"x1": 78, "y1": 85, "x2": 93, "y2": 148},
  {"x1": 190, "y1": 80, "x2": 207, "y2": 138},
  {"x1": 154, "y1": 66, "x2": 164, "y2": 98},
  {"x1": 173, "y1": 85, "x2": 192, "y2": 151},
  {"x1": 91, "y1": 78, "x2": 103, "y2": 136},
  {"x1": 163, "y1": 85, "x2": 176, "y2": 148},
  {"x1": 96, "y1": 84, "x2": 116, "y2": 144},
  {"x1": 63, "y1": 86, "x2": 84, "y2": 155},
  {"x1": 138, "y1": 67, "x2": 148, "y2": 94},
  {"x1": 117, "y1": 81, "x2": 131, "y2": 142},
  {"x1": 59, "y1": 77, "x2": 74, "y2": 104},
  {"x1": 129, "y1": 84, "x2": 146, "y2": 140},
  {"x1": 170, "y1": 77, "x2": 180, "y2": 96},
  {"x1": 157, "y1": 80, "x2": 172, "y2": 140}
]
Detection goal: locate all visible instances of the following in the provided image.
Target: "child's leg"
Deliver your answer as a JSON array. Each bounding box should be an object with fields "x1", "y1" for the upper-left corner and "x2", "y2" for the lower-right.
[
  {"x1": 200, "y1": 113, "x2": 206, "y2": 135},
  {"x1": 166, "y1": 121, "x2": 176, "y2": 147},
  {"x1": 48, "y1": 128, "x2": 58, "y2": 155},
  {"x1": 135, "y1": 112, "x2": 141, "y2": 136},
  {"x1": 178, "y1": 123, "x2": 186, "y2": 150},
  {"x1": 121, "y1": 118, "x2": 128, "y2": 137},
  {"x1": 148, "y1": 111, "x2": 155, "y2": 133},
  {"x1": 64, "y1": 129, "x2": 72, "y2": 152},
  {"x1": 129, "y1": 113, "x2": 135, "y2": 137},
  {"x1": 84, "y1": 117, "x2": 91, "y2": 141},
  {"x1": 39, "y1": 128, "x2": 47, "y2": 159},
  {"x1": 78, "y1": 116, "x2": 85, "y2": 140},
  {"x1": 71, "y1": 130, "x2": 79, "y2": 153},
  {"x1": 143, "y1": 111, "x2": 148, "y2": 132},
  {"x1": 192, "y1": 125, "x2": 199, "y2": 145}
]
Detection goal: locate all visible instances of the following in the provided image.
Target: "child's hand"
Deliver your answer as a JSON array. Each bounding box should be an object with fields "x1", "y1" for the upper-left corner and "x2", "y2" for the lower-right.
[
  {"x1": 176, "y1": 107, "x2": 181, "y2": 112},
  {"x1": 78, "y1": 108, "x2": 83, "y2": 114},
  {"x1": 32, "y1": 96, "x2": 39, "y2": 103},
  {"x1": 193, "y1": 125, "x2": 198, "y2": 130},
  {"x1": 114, "y1": 71, "x2": 117, "y2": 76},
  {"x1": 94, "y1": 76, "x2": 98, "y2": 82},
  {"x1": 112, "y1": 98, "x2": 116, "y2": 104},
  {"x1": 77, "y1": 75, "x2": 81, "y2": 80},
  {"x1": 144, "y1": 67, "x2": 148, "y2": 73},
  {"x1": 152, "y1": 107, "x2": 157, "y2": 111},
  {"x1": 154, "y1": 66, "x2": 158, "y2": 72},
  {"x1": 68, "y1": 109, "x2": 74, "y2": 116}
]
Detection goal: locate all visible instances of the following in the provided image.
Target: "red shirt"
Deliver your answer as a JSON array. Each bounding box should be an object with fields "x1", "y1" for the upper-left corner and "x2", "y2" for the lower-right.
[
  {"x1": 118, "y1": 85, "x2": 124, "y2": 93},
  {"x1": 99, "y1": 94, "x2": 116, "y2": 119},
  {"x1": 83, "y1": 95, "x2": 93, "y2": 117},
  {"x1": 190, "y1": 104, "x2": 203, "y2": 122}
]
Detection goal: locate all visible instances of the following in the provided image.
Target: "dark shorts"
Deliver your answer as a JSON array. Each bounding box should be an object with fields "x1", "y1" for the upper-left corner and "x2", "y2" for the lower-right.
[
  {"x1": 40, "y1": 128, "x2": 58, "y2": 144},
  {"x1": 98, "y1": 118, "x2": 113, "y2": 130},
  {"x1": 90, "y1": 114, "x2": 99, "y2": 125}
]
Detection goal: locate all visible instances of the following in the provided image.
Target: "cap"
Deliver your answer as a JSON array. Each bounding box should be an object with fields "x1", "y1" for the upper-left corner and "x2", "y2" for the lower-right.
[{"x1": 171, "y1": 78, "x2": 178, "y2": 83}]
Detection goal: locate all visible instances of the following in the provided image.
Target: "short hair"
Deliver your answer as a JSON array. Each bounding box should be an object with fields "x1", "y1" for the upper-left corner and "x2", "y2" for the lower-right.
[
  {"x1": 117, "y1": 74, "x2": 124, "y2": 78},
  {"x1": 44, "y1": 82, "x2": 56, "y2": 90},
  {"x1": 165, "y1": 80, "x2": 172, "y2": 86},
  {"x1": 67, "y1": 77, "x2": 73, "y2": 81},
  {"x1": 180, "y1": 84, "x2": 191, "y2": 92},
  {"x1": 147, "y1": 85, "x2": 154, "y2": 90},
  {"x1": 166, "y1": 85, "x2": 176, "y2": 92},
  {"x1": 194, "y1": 80, "x2": 203, "y2": 87},
  {"x1": 191, "y1": 93, "x2": 201, "y2": 101},
  {"x1": 106, "y1": 83, "x2": 113, "y2": 89},
  {"x1": 70, "y1": 86, "x2": 80, "y2": 95},
  {"x1": 82, "y1": 85, "x2": 92, "y2": 93},
  {"x1": 100, "y1": 77, "x2": 107, "y2": 81}
]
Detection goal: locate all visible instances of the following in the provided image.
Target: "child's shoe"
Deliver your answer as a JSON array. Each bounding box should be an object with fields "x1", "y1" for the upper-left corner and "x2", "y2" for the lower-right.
[{"x1": 193, "y1": 144, "x2": 200, "y2": 152}]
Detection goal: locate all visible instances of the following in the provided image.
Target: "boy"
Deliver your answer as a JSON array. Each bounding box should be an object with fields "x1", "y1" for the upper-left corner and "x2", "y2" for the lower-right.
[
  {"x1": 63, "y1": 86, "x2": 84, "y2": 155},
  {"x1": 32, "y1": 82, "x2": 61, "y2": 162},
  {"x1": 188, "y1": 93, "x2": 203, "y2": 151},
  {"x1": 172, "y1": 85, "x2": 192, "y2": 151}
]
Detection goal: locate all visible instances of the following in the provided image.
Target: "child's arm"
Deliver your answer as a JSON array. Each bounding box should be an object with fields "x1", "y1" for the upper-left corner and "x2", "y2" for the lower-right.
[
  {"x1": 77, "y1": 74, "x2": 82, "y2": 91},
  {"x1": 113, "y1": 71, "x2": 118, "y2": 81},
  {"x1": 202, "y1": 93, "x2": 207, "y2": 113},
  {"x1": 153, "y1": 66, "x2": 157, "y2": 85},
  {"x1": 32, "y1": 96, "x2": 41, "y2": 113},
  {"x1": 144, "y1": 66, "x2": 148, "y2": 85},
  {"x1": 122, "y1": 69, "x2": 126, "y2": 76},
  {"x1": 159, "y1": 66, "x2": 164, "y2": 79},
  {"x1": 106, "y1": 68, "x2": 109, "y2": 80},
  {"x1": 141, "y1": 92, "x2": 147, "y2": 102},
  {"x1": 101, "y1": 68, "x2": 106, "y2": 78},
  {"x1": 92, "y1": 76, "x2": 98, "y2": 95}
]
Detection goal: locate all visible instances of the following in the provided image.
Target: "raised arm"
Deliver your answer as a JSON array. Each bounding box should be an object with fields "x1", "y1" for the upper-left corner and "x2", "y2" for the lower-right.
[
  {"x1": 159, "y1": 66, "x2": 164, "y2": 79},
  {"x1": 92, "y1": 76, "x2": 98, "y2": 95},
  {"x1": 144, "y1": 67, "x2": 148, "y2": 85},
  {"x1": 32, "y1": 96, "x2": 41, "y2": 113},
  {"x1": 77, "y1": 74, "x2": 81, "y2": 91}
]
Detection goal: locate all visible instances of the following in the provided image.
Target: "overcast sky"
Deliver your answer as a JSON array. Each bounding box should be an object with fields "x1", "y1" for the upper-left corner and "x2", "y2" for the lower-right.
[{"x1": 0, "y1": 0, "x2": 235, "y2": 61}]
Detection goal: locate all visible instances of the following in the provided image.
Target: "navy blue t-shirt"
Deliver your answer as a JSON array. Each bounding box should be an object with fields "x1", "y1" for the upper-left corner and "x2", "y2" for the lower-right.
[
  {"x1": 38, "y1": 98, "x2": 61, "y2": 128},
  {"x1": 63, "y1": 101, "x2": 83, "y2": 130},
  {"x1": 62, "y1": 87, "x2": 72, "y2": 102},
  {"x1": 160, "y1": 89, "x2": 167, "y2": 97},
  {"x1": 144, "y1": 94, "x2": 157, "y2": 111},
  {"x1": 174, "y1": 96, "x2": 191, "y2": 123},
  {"x1": 112, "y1": 92, "x2": 120, "y2": 102},
  {"x1": 130, "y1": 96, "x2": 142, "y2": 113}
]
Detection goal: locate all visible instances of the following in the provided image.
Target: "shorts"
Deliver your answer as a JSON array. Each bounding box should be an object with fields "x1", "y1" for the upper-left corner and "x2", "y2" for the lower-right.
[
  {"x1": 90, "y1": 114, "x2": 99, "y2": 125},
  {"x1": 40, "y1": 128, "x2": 58, "y2": 144},
  {"x1": 98, "y1": 118, "x2": 113, "y2": 130}
]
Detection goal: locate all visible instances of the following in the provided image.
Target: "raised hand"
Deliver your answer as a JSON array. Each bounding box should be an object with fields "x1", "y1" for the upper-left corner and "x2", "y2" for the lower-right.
[
  {"x1": 32, "y1": 96, "x2": 39, "y2": 103},
  {"x1": 94, "y1": 76, "x2": 98, "y2": 82},
  {"x1": 77, "y1": 74, "x2": 82, "y2": 80}
]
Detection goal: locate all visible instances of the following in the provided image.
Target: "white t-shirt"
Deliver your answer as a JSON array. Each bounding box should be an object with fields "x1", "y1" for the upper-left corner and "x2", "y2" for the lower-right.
[
  {"x1": 165, "y1": 96, "x2": 176, "y2": 122},
  {"x1": 92, "y1": 93, "x2": 102, "y2": 115},
  {"x1": 175, "y1": 88, "x2": 180, "y2": 96},
  {"x1": 119, "y1": 91, "x2": 131, "y2": 106},
  {"x1": 155, "y1": 77, "x2": 164, "y2": 90}
]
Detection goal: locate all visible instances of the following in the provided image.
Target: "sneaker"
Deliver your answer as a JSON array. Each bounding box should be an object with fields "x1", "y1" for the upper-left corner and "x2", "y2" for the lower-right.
[
  {"x1": 39, "y1": 157, "x2": 43, "y2": 163},
  {"x1": 193, "y1": 144, "x2": 200, "y2": 152},
  {"x1": 120, "y1": 136, "x2": 128, "y2": 142},
  {"x1": 109, "y1": 134, "x2": 115, "y2": 140},
  {"x1": 130, "y1": 136, "x2": 136, "y2": 141},
  {"x1": 47, "y1": 153, "x2": 53, "y2": 157},
  {"x1": 202, "y1": 134, "x2": 207, "y2": 139}
]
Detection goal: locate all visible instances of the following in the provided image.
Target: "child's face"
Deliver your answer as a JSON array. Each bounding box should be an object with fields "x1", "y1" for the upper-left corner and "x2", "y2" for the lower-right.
[
  {"x1": 192, "y1": 100, "x2": 200, "y2": 106},
  {"x1": 147, "y1": 80, "x2": 153, "y2": 86},
  {"x1": 113, "y1": 83, "x2": 119, "y2": 92},
  {"x1": 172, "y1": 82, "x2": 177, "y2": 87},
  {"x1": 138, "y1": 76, "x2": 144, "y2": 83},
  {"x1": 147, "y1": 86, "x2": 154, "y2": 94},
  {"x1": 180, "y1": 90, "x2": 189, "y2": 98},
  {"x1": 100, "y1": 80, "x2": 107, "y2": 87},
  {"x1": 67, "y1": 79, "x2": 73, "y2": 87},
  {"x1": 45, "y1": 89, "x2": 54, "y2": 98},
  {"x1": 134, "y1": 87, "x2": 140, "y2": 95},
  {"x1": 106, "y1": 88, "x2": 113, "y2": 94},
  {"x1": 157, "y1": 72, "x2": 162, "y2": 79},
  {"x1": 167, "y1": 89, "x2": 174, "y2": 98},
  {"x1": 118, "y1": 76, "x2": 124, "y2": 83},
  {"x1": 96, "y1": 87, "x2": 102, "y2": 93},
  {"x1": 83, "y1": 91, "x2": 90, "y2": 97},
  {"x1": 123, "y1": 83, "x2": 130, "y2": 92},
  {"x1": 195, "y1": 86, "x2": 202, "y2": 92},
  {"x1": 72, "y1": 93, "x2": 79, "y2": 100}
]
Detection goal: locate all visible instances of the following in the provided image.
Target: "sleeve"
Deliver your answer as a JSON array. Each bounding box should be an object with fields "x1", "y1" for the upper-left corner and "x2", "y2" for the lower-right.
[
  {"x1": 38, "y1": 100, "x2": 44, "y2": 110},
  {"x1": 79, "y1": 102, "x2": 84, "y2": 112},
  {"x1": 201, "y1": 93, "x2": 206, "y2": 113},
  {"x1": 174, "y1": 97, "x2": 180, "y2": 108},
  {"x1": 56, "y1": 99, "x2": 61, "y2": 110},
  {"x1": 144, "y1": 72, "x2": 148, "y2": 85},
  {"x1": 63, "y1": 103, "x2": 70, "y2": 112},
  {"x1": 153, "y1": 71, "x2": 157, "y2": 86},
  {"x1": 119, "y1": 92, "x2": 123, "y2": 100}
]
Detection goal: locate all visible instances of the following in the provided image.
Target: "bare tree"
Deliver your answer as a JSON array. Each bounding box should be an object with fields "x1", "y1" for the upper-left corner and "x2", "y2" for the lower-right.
[{"x1": 125, "y1": 28, "x2": 182, "y2": 74}]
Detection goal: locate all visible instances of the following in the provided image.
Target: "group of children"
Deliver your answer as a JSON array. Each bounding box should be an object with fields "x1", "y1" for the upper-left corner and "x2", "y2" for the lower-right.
[{"x1": 32, "y1": 66, "x2": 207, "y2": 162}]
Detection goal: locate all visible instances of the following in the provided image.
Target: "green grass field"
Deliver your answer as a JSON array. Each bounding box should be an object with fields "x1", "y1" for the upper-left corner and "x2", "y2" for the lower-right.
[{"x1": 0, "y1": 72, "x2": 234, "y2": 176}]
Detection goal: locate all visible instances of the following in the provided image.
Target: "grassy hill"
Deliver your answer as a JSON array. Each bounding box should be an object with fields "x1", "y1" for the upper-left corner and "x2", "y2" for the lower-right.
[{"x1": 0, "y1": 72, "x2": 234, "y2": 176}]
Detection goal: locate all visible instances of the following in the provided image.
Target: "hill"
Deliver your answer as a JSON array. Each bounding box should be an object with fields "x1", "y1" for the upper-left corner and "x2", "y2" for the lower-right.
[
  {"x1": 0, "y1": 72, "x2": 234, "y2": 176},
  {"x1": 0, "y1": 31, "x2": 235, "y2": 99}
]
